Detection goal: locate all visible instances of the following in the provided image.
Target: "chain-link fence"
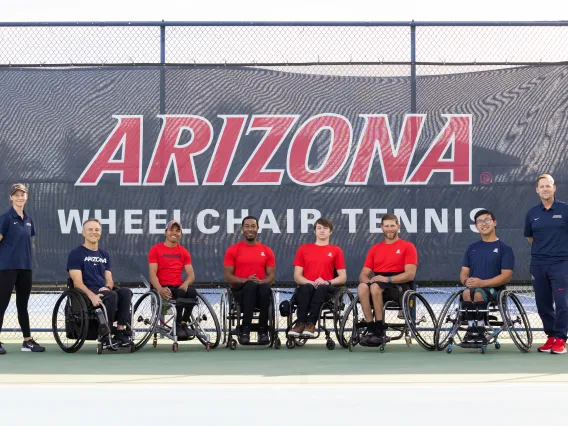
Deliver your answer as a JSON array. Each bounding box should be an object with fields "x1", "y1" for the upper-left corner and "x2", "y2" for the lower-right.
[{"x1": 1, "y1": 21, "x2": 565, "y2": 340}]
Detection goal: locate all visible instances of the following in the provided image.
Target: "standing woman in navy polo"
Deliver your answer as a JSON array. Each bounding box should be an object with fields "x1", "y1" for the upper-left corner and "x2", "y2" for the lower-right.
[
  {"x1": 525, "y1": 174, "x2": 568, "y2": 355},
  {"x1": 0, "y1": 184, "x2": 45, "y2": 354}
]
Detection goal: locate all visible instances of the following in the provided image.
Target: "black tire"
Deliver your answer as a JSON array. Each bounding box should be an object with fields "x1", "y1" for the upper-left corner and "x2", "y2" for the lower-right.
[
  {"x1": 338, "y1": 296, "x2": 360, "y2": 349},
  {"x1": 402, "y1": 291, "x2": 437, "y2": 351},
  {"x1": 220, "y1": 291, "x2": 228, "y2": 346},
  {"x1": 499, "y1": 290, "x2": 532, "y2": 353},
  {"x1": 333, "y1": 287, "x2": 355, "y2": 348},
  {"x1": 434, "y1": 290, "x2": 463, "y2": 351},
  {"x1": 268, "y1": 291, "x2": 277, "y2": 347},
  {"x1": 193, "y1": 292, "x2": 222, "y2": 349},
  {"x1": 131, "y1": 291, "x2": 161, "y2": 352},
  {"x1": 52, "y1": 290, "x2": 88, "y2": 353}
]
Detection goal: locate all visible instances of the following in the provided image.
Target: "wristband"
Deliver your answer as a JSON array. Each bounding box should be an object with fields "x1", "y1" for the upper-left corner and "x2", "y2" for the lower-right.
[
  {"x1": 388, "y1": 276, "x2": 392, "y2": 283},
  {"x1": 327, "y1": 280, "x2": 332, "y2": 285}
]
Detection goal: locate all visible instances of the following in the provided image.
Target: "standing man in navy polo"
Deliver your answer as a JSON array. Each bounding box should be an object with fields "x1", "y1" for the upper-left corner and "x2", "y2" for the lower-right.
[
  {"x1": 0, "y1": 184, "x2": 45, "y2": 354},
  {"x1": 525, "y1": 174, "x2": 568, "y2": 354}
]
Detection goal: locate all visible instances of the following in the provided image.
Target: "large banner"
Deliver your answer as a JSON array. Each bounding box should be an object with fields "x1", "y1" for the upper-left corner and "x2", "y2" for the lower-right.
[{"x1": 1, "y1": 65, "x2": 567, "y2": 283}]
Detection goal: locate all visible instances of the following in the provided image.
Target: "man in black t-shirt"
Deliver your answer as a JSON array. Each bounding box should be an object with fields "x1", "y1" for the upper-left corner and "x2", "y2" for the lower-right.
[{"x1": 67, "y1": 218, "x2": 132, "y2": 346}]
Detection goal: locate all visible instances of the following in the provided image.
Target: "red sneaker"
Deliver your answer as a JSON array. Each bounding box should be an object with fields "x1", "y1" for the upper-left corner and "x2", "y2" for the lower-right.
[
  {"x1": 551, "y1": 339, "x2": 567, "y2": 355},
  {"x1": 538, "y1": 337, "x2": 556, "y2": 353}
]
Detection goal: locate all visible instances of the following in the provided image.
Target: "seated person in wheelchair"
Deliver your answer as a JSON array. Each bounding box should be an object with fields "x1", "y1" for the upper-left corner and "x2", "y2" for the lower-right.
[
  {"x1": 289, "y1": 217, "x2": 347, "y2": 337},
  {"x1": 223, "y1": 216, "x2": 276, "y2": 345},
  {"x1": 66, "y1": 218, "x2": 133, "y2": 346},
  {"x1": 148, "y1": 220, "x2": 197, "y2": 338},
  {"x1": 460, "y1": 209, "x2": 514, "y2": 344},
  {"x1": 357, "y1": 214, "x2": 418, "y2": 346}
]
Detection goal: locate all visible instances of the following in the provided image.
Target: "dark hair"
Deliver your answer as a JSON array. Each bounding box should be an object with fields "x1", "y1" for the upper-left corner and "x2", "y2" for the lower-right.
[
  {"x1": 241, "y1": 216, "x2": 259, "y2": 227},
  {"x1": 474, "y1": 209, "x2": 495, "y2": 222},
  {"x1": 381, "y1": 213, "x2": 399, "y2": 225},
  {"x1": 82, "y1": 218, "x2": 102, "y2": 228},
  {"x1": 314, "y1": 217, "x2": 333, "y2": 232}
]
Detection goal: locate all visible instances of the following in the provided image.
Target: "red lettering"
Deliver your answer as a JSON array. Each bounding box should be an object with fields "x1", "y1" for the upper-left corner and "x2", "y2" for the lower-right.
[
  {"x1": 406, "y1": 115, "x2": 472, "y2": 184},
  {"x1": 76, "y1": 115, "x2": 143, "y2": 186},
  {"x1": 203, "y1": 115, "x2": 247, "y2": 185},
  {"x1": 346, "y1": 115, "x2": 424, "y2": 184},
  {"x1": 288, "y1": 114, "x2": 352, "y2": 186},
  {"x1": 144, "y1": 115, "x2": 213, "y2": 185},
  {"x1": 234, "y1": 115, "x2": 298, "y2": 185}
]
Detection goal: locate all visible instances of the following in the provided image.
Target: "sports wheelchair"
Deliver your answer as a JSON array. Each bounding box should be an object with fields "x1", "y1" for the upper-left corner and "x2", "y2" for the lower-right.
[
  {"x1": 278, "y1": 286, "x2": 354, "y2": 350},
  {"x1": 220, "y1": 286, "x2": 281, "y2": 350},
  {"x1": 338, "y1": 283, "x2": 437, "y2": 352},
  {"x1": 435, "y1": 287, "x2": 532, "y2": 354},
  {"x1": 52, "y1": 279, "x2": 160, "y2": 354},
  {"x1": 139, "y1": 275, "x2": 221, "y2": 352}
]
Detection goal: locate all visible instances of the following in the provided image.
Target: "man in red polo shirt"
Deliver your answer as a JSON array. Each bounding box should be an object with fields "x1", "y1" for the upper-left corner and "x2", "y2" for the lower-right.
[
  {"x1": 223, "y1": 216, "x2": 276, "y2": 345},
  {"x1": 289, "y1": 217, "x2": 347, "y2": 338},
  {"x1": 358, "y1": 213, "x2": 418, "y2": 346},
  {"x1": 148, "y1": 220, "x2": 197, "y2": 338}
]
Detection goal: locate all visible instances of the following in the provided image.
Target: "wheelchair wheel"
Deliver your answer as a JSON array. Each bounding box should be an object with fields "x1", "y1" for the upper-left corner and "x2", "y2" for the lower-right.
[
  {"x1": 498, "y1": 290, "x2": 532, "y2": 353},
  {"x1": 434, "y1": 290, "x2": 463, "y2": 351},
  {"x1": 52, "y1": 289, "x2": 88, "y2": 353},
  {"x1": 220, "y1": 291, "x2": 228, "y2": 346},
  {"x1": 333, "y1": 287, "x2": 355, "y2": 348},
  {"x1": 192, "y1": 292, "x2": 221, "y2": 349},
  {"x1": 131, "y1": 290, "x2": 161, "y2": 352},
  {"x1": 402, "y1": 290, "x2": 437, "y2": 351},
  {"x1": 338, "y1": 296, "x2": 360, "y2": 349},
  {"x1": 268, "y1": 291, "x2": 277, "y2": 348}
]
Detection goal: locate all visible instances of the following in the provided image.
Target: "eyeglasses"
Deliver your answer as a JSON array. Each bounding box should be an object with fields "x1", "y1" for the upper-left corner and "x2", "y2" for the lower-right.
[{"x1": 475, "y1": 218, "x2": 493, "y2": 226}]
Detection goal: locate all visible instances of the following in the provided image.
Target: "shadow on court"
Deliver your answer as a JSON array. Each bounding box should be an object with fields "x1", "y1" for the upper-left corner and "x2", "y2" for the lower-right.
[{"x1": 0, "y1": 342, "x2": 566, "y2": 377}]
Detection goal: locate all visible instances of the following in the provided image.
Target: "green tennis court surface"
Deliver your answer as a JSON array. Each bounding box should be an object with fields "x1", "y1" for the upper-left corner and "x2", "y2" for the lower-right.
[{"x1": 1, "y1": 342, "x2": 567, "y2": 385}]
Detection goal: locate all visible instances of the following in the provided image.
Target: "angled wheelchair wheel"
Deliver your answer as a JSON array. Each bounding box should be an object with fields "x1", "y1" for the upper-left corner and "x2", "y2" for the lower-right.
[
  {"x1": 402, "y1": 290, "x2": 437, "y2": 351},
  {"x1": 338, "y1": 296, "x2": 360, "y2": 349},
  {"x1": 131, "y1": 290, "x2": 161, "y2": 352},
  {"x1": 52, "y1": 290, "x2": 89, "y2": 353},
  {"x1": 192, "y1": 292, "x2": 221, "y2": 349},
  {"x1": 333, "y1": 287, "x2": 355, "y2": 348},
  {"x1": 434, "y1": 290, "x2": 463, "y2": 351},
  {"x1": 220, "y1": 291, "x2": 228, "y2": 346},
  {"x1": 498, "y1": 290, "x2": 532, "y2": 353}
]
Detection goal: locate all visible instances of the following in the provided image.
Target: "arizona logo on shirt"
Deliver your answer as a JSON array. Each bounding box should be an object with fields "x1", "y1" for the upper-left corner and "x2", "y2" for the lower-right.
[
  {"x1": 396, "y1": 249, "x2": 401, "y2": 254},
  {"x1": 260, "y1": 252, "x2": 265, "y2": 257},
  {"x1": 328, "y1": 252, "x2": 332, "y2": 257},
  {"x1": 493, "y1": 248, "x2": 499, "y2": 253}
]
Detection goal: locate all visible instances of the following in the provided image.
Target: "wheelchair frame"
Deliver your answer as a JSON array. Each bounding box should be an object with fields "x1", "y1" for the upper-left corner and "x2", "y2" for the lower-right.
[
  {"x1": 220, "y1": 286, "x2": 281, "y2": 350},
  {"x1": 435, "y1": 288, "x2": 532, "y2": 354},
  {"x1": 280, "y1": 286, "x2": 354, "y2": 350},
  {"x1": 338, "y1": 287, "x2": 437, "y2": 352},
  {"x1": 52, "y1": 279, "x2": 160, "y2": 354}
]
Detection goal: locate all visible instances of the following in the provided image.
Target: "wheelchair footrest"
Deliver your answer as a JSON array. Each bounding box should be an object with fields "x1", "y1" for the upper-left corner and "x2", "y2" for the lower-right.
[
  {"x1": 171, "y1": 298, "x2": 198, "y2": 308},
  {"x1": 459, "y1": 342, "x2": 486, "y2": 349}
]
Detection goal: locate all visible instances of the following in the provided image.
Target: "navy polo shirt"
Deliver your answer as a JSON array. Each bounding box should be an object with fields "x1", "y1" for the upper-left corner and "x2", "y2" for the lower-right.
[
  {"x1": 0, "y1": 207, "x2": 35, "y2": 270},
  {"x1": 67, "y1": 246, "x2": 112, "y2": 291},
  {"x1": 462, "y1": 240, "x2": 515, "y2": 285},
  {"x1": 524, "y1": 200, "x2": 568, "y2": 265}
]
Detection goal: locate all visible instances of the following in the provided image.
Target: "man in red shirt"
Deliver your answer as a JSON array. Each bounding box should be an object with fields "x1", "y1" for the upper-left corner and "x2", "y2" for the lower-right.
[
  {"x1": 289, "y1": 218, "x2": 347, "y2": 337},
  {"x1": 358, "y1": 214, "x2": 418, "y2": 346},
  {"x1": 148, "y1": 220, "x2": 197, "y2": 338},
  {"x1": 223, "y1": 216, "x2": 276, "y2": 344}
]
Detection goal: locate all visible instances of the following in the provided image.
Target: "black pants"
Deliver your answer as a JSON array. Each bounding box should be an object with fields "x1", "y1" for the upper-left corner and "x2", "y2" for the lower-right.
[
  {"x1": 164, "y1": 285, "x2": 198, "y2": 323},
  {"x1": 0, "y1": 269, "x2": 33, "y2": 338},
  {"x1": 231, "y1": 281, "x2": 271, "y2": 328},
  {"x1": 92, "y1": 287, "x2": 132, "y2": 326},
  {"x1": 295, "y1": 285, "x2": 337, "y2": 324}
]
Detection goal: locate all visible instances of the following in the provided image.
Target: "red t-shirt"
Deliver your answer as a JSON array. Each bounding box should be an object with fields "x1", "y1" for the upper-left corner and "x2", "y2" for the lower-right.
[
  {"x1": 223, "y1": 241, "x2": 276, "y2": 283},
  {"x1": 293, "y1": 243, "x2": 346, "y2": 281},
  {"x1": 148, "y1": 242, "x2": 192, "y2": 287},
  {"x1": 363, "y1": 239, "x2": 418, "y2": 273}
]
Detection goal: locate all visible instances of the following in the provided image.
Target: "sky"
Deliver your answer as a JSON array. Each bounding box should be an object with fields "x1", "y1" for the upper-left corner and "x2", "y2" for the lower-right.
[{"x1": 0, "y1": 0, "x2": 567, "y2": 22}]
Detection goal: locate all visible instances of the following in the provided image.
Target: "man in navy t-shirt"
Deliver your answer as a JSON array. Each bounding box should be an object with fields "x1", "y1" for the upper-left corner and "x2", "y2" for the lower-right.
[
  {"x1": 67, "y1": 218, "x2": 132, "y2": 346},
  {"x1": 460, "y1": 209, "x2": 514, "y2": 343},
  {"x1": 524, "y1": 174, "x2": 568, "y2": 355}
]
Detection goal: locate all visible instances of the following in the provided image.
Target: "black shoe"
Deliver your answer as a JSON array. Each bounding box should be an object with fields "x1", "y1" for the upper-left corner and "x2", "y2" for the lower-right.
[
  {"x1": 180, "y1": 322, "x2": 196, "y2": 337},
  {"x1": 476, "y1": 326, "x2": 488, "y2": 344},
  {"x1": 175, "y1": 322, "x2": 188, "y2": 338},
  {"x1": 240, "y1": 326, "x2": 251, "y2": 344},
  {"x1": 21, "y1": 338, "x2": 45, "y2": 353},
  {"x1": 113, "y1": 330, "x2": 132, "y2": 346},
  {"x1": 463, "y1": 326, "x2": 478, "y2": 342},
  {"x1": 258, "y1": 331, "x2": 270, "y2": 345},
  {"x1": 0, "y1": 342, "x2": 6, "y2": 355}
]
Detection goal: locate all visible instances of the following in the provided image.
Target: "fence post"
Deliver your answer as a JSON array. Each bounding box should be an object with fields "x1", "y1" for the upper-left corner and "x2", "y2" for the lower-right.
[
  {"x1": 410, "y1": 20, "x2": 416, "y2": 114},
  {"x1": 160, "y1": 22, "x2": 166, "y2": 114}
]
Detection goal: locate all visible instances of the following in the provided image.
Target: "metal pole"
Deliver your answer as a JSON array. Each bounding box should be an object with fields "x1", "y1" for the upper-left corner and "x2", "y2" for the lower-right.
[
  {"x1": 410, "y1": 21, "x2": 416, "y2": 114},
  {"x1": 160, "y1": 23, "x2": 166, "y2": 114}
]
